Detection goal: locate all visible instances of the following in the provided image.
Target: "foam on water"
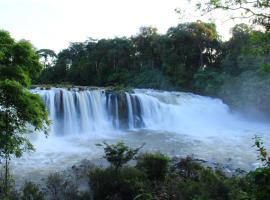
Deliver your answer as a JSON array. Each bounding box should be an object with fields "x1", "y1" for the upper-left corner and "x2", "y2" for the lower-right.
[{"x1": 12, "y1": 88, "x2": 270, "y2": 183}]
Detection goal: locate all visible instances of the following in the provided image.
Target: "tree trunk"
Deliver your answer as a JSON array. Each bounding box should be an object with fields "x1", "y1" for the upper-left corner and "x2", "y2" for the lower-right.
[
  {"x1": 199, "y1": 45, "x2": 203, "y2": 68},
  {"x1": 4, "y1": 112, "x2": 9, "y2": 197}
]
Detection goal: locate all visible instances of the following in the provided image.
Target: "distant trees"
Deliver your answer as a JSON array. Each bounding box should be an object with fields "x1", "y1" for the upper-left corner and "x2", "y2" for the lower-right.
[
  {"x1": 36, "y1": 20, "x2": 269, "y2": 96},
  {"x1": 165, "y1": 21, "x2": 221, "y2": 88},
  {"x1": 37, "y1": 48, "x2": 57, "y2": 68},
  {"x1": 38, "y1": 22, "x2": 224, "y2": 91}
]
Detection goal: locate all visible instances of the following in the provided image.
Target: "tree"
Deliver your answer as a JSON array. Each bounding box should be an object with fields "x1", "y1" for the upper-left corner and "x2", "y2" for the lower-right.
[
  {"x1": 96, "y1": 142, "x2": 144, "y2": 171},
  {"x1": 0, "y1": 30, "x2": 44, "y2": 81},
  {"x1": 132, "y1": 26, "x2": 161, "y2": 69},
  {"x1": 165, "y1": 21, "x2": 221, "y2": 88},
  {"x1": 37, "y1": 49, "x2": 57, "y2": 68},
  {"x1": 0, "y1": 80, "x2": 49, "y2": 197},
  {"x1": 221, "y1": 23, "x2": 252, "y2": 75},
  {"x1": 195, "y1": 0, "x2": 270, "y2": 31},
  {"x1": 0, "y1": 30, "x2": 50, "y2": 197}
]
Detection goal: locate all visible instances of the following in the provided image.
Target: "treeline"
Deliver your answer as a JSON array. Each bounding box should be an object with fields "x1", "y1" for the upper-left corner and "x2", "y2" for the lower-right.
[{"x1": 37, "y1": 21, "x2": 270, "y2": 95}]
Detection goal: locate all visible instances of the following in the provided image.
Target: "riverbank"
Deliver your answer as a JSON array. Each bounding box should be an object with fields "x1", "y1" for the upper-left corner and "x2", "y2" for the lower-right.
[{"x1": 6, "y1": 140, "x2": 270, "y2": 200}]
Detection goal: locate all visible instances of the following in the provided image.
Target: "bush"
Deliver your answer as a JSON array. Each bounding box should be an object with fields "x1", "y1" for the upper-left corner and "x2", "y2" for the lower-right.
[
  {"x1": 89, "y1": 167, "x2": 148, "y2": 200},
  {"x1": 21, "y1": 181, "x2": 44, "y2": 200},
  {"x1": 96, "y1": 142, "x2": 144, "y2": 171},
  {"x1": 172, "y1": 156, "x2": 203, "y2": 180},
  {"x1": 179, "y1": 168, "x2": 231, "y2": 200},
  {"x1": 45, "y1": 173, "x2": 80, "y2": 200},
  {"x1": 248, "y1": 167, "x2": 270, "y2": 200},
  {"x1": 136, "y1": 153, "x2": 169, "y2": 182}
]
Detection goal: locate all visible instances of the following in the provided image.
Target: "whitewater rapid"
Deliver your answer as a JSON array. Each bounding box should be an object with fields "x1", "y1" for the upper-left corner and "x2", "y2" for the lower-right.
[{"x1": 12, "y1": 88, "x2": 270, "y2": 183}]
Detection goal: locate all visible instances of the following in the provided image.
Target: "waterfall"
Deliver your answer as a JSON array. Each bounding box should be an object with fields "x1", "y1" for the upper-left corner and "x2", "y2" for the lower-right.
[
  {"x1": 32, "y1": 87, "x2": 269, "y2": 137},
  {"x1": 125, "y1": 92, "x2": 134, "y2": 129},
  {"x1": 114, "y1": 96, "x2": 120, "y2": 129},
  {"x1": 15, "y1": 87, "x2": 269, "y2": 178},
  {"x1": 33, "y1": 88, "x2": 114, "y2": 135}
]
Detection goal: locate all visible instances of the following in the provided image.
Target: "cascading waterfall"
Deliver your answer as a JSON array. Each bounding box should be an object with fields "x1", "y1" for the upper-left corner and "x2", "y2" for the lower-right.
[
  {"x1": 34, "y1": 88, "x2": 115, "y2": 135},
  {"x1": 125, "y1": 92, "x2": 135, "y2": 129},
  {"x1": 13, "y1": 87, "x2": 270, "y2": 180},
  {"x1": 32, "y1": 87, "x2": 270, "y2": 137}
]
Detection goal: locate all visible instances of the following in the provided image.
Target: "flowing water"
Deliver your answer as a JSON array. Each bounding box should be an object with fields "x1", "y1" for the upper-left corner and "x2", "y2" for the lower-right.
[{"x1": 12, "y1": 88, "x2": 270, "y2": 183}]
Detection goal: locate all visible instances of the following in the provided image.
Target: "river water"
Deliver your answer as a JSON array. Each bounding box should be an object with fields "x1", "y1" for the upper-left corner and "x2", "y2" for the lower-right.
[{"x1": 11, "y1": 88, "x2": 270, "y2": 183}]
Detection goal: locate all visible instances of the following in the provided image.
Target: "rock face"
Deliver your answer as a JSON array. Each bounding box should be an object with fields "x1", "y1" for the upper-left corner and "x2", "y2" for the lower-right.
[{"x1": 218, "y1": 70, "x2": 270, "y2": 118}]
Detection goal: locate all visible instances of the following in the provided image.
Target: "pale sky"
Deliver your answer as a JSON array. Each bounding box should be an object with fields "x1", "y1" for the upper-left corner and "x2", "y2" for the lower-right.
[{"x1": 0, "y1": 0, "x2": 239, "y2": 52}]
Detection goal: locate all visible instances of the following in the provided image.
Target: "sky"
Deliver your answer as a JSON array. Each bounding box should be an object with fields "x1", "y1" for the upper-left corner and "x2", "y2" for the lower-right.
[{"x1": 0, "y1": 0, "x2": 239, "y2": 52}]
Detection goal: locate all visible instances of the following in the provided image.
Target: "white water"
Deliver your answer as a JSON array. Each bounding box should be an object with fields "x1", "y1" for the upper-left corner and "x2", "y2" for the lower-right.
[
  {"x1": 12, "y1": 88, "x2": 270, "y2": 183},
  {"x1": 125, "y1": 92, "x2": 135, "y2": 129}
]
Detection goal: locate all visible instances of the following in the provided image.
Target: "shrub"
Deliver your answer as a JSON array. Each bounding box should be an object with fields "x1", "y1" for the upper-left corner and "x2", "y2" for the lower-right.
[
  {"x1": 253, "y1": 135, "x2": 270, "y2": 167},
  {"x1": 172, "y1": 156, "x2": 203, "y2": 180},
  {"x1": 248, "y1": 167, "x2": 270, "y2": 200},
  {"x1": 21, "y1": 181, "x2": 44, "y2": 200},
  {"x1": 89, "y1": 167, "x2": 148, "y2": 200},
  {"x1": 45, "y1": 173, "x2": 79, "y2": 200},
  {"x1": 226, "y1": 176, "x2": 250, "y2": 200},
  {"x1": 136, "y1": 153, "x2": 169, "y2": 182},
  {"x1": 96, "y1": 142, "x2": 144, "y2": 171},
  {"x1": 179, "y1": 168, "x2": 231, "y2": 200}
]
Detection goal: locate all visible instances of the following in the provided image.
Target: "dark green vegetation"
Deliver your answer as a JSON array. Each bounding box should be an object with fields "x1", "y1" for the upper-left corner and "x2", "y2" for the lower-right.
[
  {"x1": 37, "y1": 22, "x2": 269, "y2": 93},
  {"x1": 38, "y1": 22, "x2": 222, "y2": 92},
  {"x1": 0, "y1": 30, "x2": 50, "y2": 198},
  {"x1": 37, "y1": 21, "x2": 270, "y2": 115},
  {"x1": 0, "y1": 140, "x2": 268, "y2": 200}
]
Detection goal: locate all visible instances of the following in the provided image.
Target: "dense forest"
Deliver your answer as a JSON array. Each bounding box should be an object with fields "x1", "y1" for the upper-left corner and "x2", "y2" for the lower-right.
[
  {"x1": 37, "y1": 22, "x2": 269, "y2": 95},
  {"x1": 36, "y1": 21, "x2": 270, "y2": 116}
]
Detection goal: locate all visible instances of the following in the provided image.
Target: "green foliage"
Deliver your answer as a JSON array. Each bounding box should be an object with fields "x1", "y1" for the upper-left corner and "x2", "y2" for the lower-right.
[
  {"x1": 36, "y1": 49, "x2": 57, "y2": 68},
  {"x1": 193, "y1": 68, "x2": 225, "y2": 95},
  {"x1": 136, "y1": 153, "x2": 169, "y2": 181},
  {"x1": 237, "y1": 55, "x2": 265, "y2": 71},
  {"x1": 0, "y1": 165, "x2": 15, "y2": 200},
  {"x1": 0, "y1": 30, "x2": 15, "y2": 64},
  {"x1": 253, "y1": 135, "x2": 270, "y2": 167},
  {"x1": 89, "y1": 167, "x2": 148, "y2": 200},
  {"x1": 173, "y1": 156, "x2": 203, "y2": 180},
  {"x1": 0, "y1": 80, "x2": 49, "y2": 157},
  {"x1": 37, "y1": 22, "x2": 222, "y2": 91},
  {"x1": 132, "y1": 68, "x2": 171, "y2": 89},
  {"x1": 1, "y1": 140, "x2": 270, "y2": 200},
  {"x1": 0, "y1": 66, "x2": 30, "y2": 87},
  {"x1": 0, "y1": 30, "x2": 43, "y2": 81},
  {"x1": 259, "y1": 63, "x2": 270, "y2": 73},
  {"x1": 21, "y1": 182, "x2": 44, "y2": 200},
  {"x1": 96, "y1": 142, "x2": 143, "y2": 171},
  {"x1": 218, "y1": 70, "x2": 270, "y2": 117},
  {"x1": 184, "y1": 169, "x2": 231, "y2": 200},
  {"x1": 171, "y1": 157, "x2": 238, "y2": 200},
  {"x1": 0, "y1": 30, "x2": 49, "y2": 199},
  {"x1": 45, "y1": 173, "x2": 80, "y2": 200},
  {"x1": 196, "y1": 0, "x2": 270, "y2": 31},
  {"x1": 12, "y1": 40, "x2": 43, "y2": 80},
  {"x1": 248, "y1": 168, "x2": 270, "y2": 200}
]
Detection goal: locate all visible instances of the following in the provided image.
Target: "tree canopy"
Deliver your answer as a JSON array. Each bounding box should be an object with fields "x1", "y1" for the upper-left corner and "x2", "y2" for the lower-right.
[
  {"x1": 0, "y1": 30, "x2": 50, "y2": 197},
  {"x1": 195, "y1": 0, "x2": 270, "y2": 31},
  {"x1": 38, "y1": 22, "x2": 223, "y2": 91}
]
